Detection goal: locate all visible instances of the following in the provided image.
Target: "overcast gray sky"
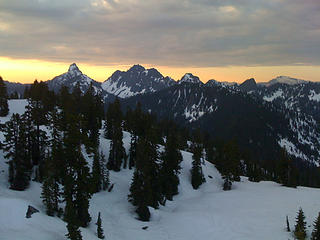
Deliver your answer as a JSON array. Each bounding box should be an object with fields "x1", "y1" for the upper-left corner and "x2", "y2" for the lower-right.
[
  {"x1": 0, "y1": 0, "x2": 320, "y2": 83},
  {"x1": 0, "y1": 0, "x2": 319, "y2": 67}
]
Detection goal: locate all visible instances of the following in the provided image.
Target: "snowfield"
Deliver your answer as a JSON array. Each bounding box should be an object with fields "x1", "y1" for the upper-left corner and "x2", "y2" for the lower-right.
[{"x1": 1, "y1": 100, "x2": 320, "y2": 240}]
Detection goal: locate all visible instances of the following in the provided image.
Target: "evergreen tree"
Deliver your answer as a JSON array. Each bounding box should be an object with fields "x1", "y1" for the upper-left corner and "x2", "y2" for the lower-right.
[
  {"x1": 63, "y1": 114, "x2": 92, "y2": 228},
  {"x1": 82, "y1": 83, "x2": 103, "y2": 152},
  {"x1": 286, "y1": 215, "x2": 291, "y2": 232},
  {"x1": 41, "y1": 152, "x2": 60, "y2": 216},
  {"x1": 294, "y1": 208, "x2": 307, "y2": 240},
  {"x1": 3, "y1": 114, "x2": 32, "y2": 190},
  {"x1": 218, "y1": 140, "x2": 241, "y2": 191},
  {"x1": 311, "y1": 212, "x2": 320, "y2": 240},
  {"x1": 104, "y1": 102, "x2": 114, "y2": 139},
  {"x1": 96, "y1": 212, "x2": 105, "y2": 239},
  {"x1": 65, "y1": 197, "x2": 83, "y2": 240},
  {"x1": 128, "y1": 130, "x2": 161, "y2": 221},
  {"x1": 107, "y1": 98, "x2": 126, "y2": 171},
  {"x1": 0, "y1": 76, "x2": 9, "y2": 117},
  {"x1": 128, "y1": 134, "x2": 137, "y2": 169},
  {"x1": 91, "y1": 151, "x2": 102, "y2": 193},
  {"x1": 100, "y1": 152, "x2": 110, "y2": 191},
  {"x1": 160, "y1": 133, "x2": 182, "y2": 201},
  {"x1": 278, "y1": 148, "x2": 298, "y2": 188},
  {"x1": 190, "y1": 131, "x2": 205, "y2": 190}
]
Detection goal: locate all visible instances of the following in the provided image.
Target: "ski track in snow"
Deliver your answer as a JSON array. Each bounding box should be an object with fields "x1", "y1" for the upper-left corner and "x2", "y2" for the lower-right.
[{"x1": 1, "y1": 100, "x2": 320, "y2": 240}]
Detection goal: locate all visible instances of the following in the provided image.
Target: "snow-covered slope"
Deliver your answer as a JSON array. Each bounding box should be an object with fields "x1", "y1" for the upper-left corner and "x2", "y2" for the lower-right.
[
  {"x1": 259, "y1": 76, "x2": 309, "y2": 87},
  {"x1": 1, "y1": 100, "x2": 320, "y2": 240}
]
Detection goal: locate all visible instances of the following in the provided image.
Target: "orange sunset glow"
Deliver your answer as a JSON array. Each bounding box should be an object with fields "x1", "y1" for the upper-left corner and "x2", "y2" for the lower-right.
[{"x1": 1, "y1": 57, "x2": 319, "y2": 84}]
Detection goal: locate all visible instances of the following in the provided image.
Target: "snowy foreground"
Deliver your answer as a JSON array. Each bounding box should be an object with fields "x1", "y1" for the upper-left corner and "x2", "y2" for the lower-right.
[{"x1": 1, "y1": 100, "x2": 320, "y2": 240}]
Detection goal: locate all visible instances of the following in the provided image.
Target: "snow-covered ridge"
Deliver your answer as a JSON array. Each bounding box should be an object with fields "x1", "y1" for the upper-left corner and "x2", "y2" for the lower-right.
[
  {"x1": 178, "y1": 73, "x2": 202, "y2": 85},
  {"x1": 101, "y1": 64, "x2": 176, "y2": 98},
  {"x1": 259, "y1": 76, "x2": 309, "y2": 87},
  {"x1": 47, "y1": 63, "x2": 102, "y2": 95}
]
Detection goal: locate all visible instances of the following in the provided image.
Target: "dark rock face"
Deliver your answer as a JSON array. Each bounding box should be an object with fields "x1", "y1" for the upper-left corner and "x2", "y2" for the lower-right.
[
  {"x1": 26, "y1": 205, "x2": 39, "y2": 218},
  {"x1": 239, "y1": 78, "x2": 257, "y2": 92}
]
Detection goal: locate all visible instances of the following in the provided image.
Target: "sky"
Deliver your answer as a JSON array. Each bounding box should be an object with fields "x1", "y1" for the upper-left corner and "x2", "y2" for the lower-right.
[{"x1": 0, "y1": 0, "x2": 319, "y2": 83}]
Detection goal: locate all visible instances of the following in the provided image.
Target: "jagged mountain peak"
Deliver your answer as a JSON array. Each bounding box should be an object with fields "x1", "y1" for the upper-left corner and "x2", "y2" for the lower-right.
[
  {"x1": 68, "y1": 63, "x2": 80, "y2": 72},
  {"x1": 179, "y1": 73, "x2": 202, "y2": 84},
  {"x1": 101, "y1": 65, "x2": 176, "y2": 98}
]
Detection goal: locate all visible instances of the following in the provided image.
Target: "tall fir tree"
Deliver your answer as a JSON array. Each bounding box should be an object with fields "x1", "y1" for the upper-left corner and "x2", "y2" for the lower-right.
[
  {"x1": 190, "y1": 130, "x2": 205, "y2": 190},
  {"x1": 63, "y1": 114, "x2": 92, "y2": 228},
  {"x1": 3, "y1": 113, "x2": 32, "y2": 190},
  {"x1": 91, "y1": 151, "x2": 103, "y2": 193},
  {"x1": 159, "y1": 133, "x2": 182, "y2": 201},
  {"x1": 107, "y1": 98, "x2": 126, "y2": 171},
  {"x1": 311, "y1": 212, "x2": 320, "y2": 240},
  {"x1": 100, "y1": 152, "x2": 110, "y2": 191},
  {"x1": 65, "y1": 197, "x2": 83, "y2": 240},
  {"x1": 218, "y1": 140, "x2": 241, "y2": 191},
  {"x1": 128, "y1": 130, "x2": 161, "y2": 221},
  {"x1": 0, "y1": 76, "x2": 9, "y2": 117},
  {"x1": 96, "y1": 212, "x2": 105, "y2": 239},
  {"x1": 277, "y1": 148, "x2": 298, "y2": 188},
  {"x1": 41, "y1": 152, "x2": 60, "y2": 216},
  {"x1": 294, "y1": 208, "x2": 307, "y2": 240}
]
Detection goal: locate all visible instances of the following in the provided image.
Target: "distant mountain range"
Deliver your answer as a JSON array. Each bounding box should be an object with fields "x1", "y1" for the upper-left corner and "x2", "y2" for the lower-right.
[{"x1": 4, "y1": 63, "x2": 320, "y2": 166}]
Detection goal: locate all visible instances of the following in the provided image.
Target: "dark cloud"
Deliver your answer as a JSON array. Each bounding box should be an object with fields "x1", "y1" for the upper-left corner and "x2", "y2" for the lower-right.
[{"x1": 0, "y1": 0, "x2": 319, "y2": 67}]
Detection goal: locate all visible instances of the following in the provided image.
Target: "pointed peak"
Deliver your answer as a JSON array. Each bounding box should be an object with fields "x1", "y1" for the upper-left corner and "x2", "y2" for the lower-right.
[
  {"x1": 179, "y1": 73, "x2": 202, "y2": 84},
  {"x1": 128, "y1": 64, "x2": 145, "y2": 72},
  {"x1": 68, "y1": 63, "x2": 80, "y2": 72}
]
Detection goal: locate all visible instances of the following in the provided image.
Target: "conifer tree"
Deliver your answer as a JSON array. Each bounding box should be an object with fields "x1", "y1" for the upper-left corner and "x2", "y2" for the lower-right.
[
  {"x1": 104, "y1": 102, "x2": 114, "y2": 139},
  {"x1": 286, "y1": 215, "x2": 291, "y2": 232},
  {"x1": 92, "y1": 151, "x2": 102, "y2": 193},
  {"x1": 294, "y1": 208, "x2": 307, "y2": 240},
  {"x1": 41, "y1": 153, "x2": 60, "y2": 216},
  {"x1": 128, "y1": 130, "x2": 161, "y2": 221},
  {"x1": 191, "y1": 142, "x2": 205, "y2": 190},
  {"x1": 63, "y1": 114, "x2": 92, "y2": 228},
  {"x1": 100, "y1": 152, "x2": 110, "y2": 191},
  {"x1": 65, "y1": 197, "x2": 83, "y2": 240},
  {"x1": 107, "y1": 98, "x2": 126, "y2": 171},
  {"x1": 0, "y1": 76, "x2": 9, "y2": 117},
  {"x1": 160, "y1": 133, "x2": 182, "y2": 201},
  {"x1": 3, "y1": 113, "x2": 32, "y2": 190},
  {"x1": 190, "y1": 131, "x2": 205, "y2": 190},
  {"x1": 311, "y1": 212, "x2": 320, "y2": 240},
  {"x1": 82, "y1": 83, "x2": 103, "y2": 152},
  {"x1": 128, "y1": 134, "x2": 137, "y2": 169},
  {"x1": 218, "y1": 140, "x2": 241, "y2": 190},
  {"x1": 278, "y1": 148, "x2": 298, "y2": 188},
  {"x1": 96, "y1": 212, "x2": 105, "y2": 239}
]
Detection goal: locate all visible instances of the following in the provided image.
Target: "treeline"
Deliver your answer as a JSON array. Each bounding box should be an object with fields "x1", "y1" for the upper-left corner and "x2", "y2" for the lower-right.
[{"x1": 1, "y1": 79, "x2": 320, "y2": 239}]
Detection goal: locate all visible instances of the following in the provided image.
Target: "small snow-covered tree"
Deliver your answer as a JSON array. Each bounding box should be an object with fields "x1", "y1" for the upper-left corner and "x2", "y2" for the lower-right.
[
  {"x1": 311, "y1": 212, "x2": 320, "y2": 240},
  {"x1": 96, "y1": 212, "x2": 105, "y2": 239},
  {"x1": 294, "y1": 208, "x2": 307, "y2": 240}
]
